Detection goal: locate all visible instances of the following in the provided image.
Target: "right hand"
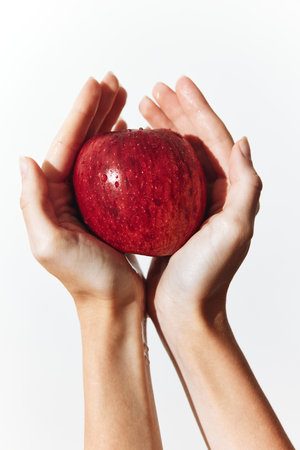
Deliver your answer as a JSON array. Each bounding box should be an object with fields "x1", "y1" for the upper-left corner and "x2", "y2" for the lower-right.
[
  {"x1": 20, "y1": 73, "x2": 144, "y2": 310},
  {"x1": 140, "y1": 77, "x2": 263, "y2": 323}
]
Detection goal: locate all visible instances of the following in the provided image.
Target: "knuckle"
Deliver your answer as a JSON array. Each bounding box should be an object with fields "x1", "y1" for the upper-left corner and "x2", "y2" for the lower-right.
[
  {"x1": 74, "y1": 105, "x2": 93, "y2": 120},
  {"x1": 53, "y1": 134, "x2": 80, "y2": 157},
  {"x1": 226, "y1": 215, "x2": 254, "y2": 245},
  {"x1": 255, "y1": 200, "x2": 261, "y2": 216},
  {"x1": 52, "y1": 135, "x2": 68, "y2": 152},
  {"x1": 233, "y1": 226, "x2": 253, "y2": 248},
  {"x1": 20, "y1": 192, "x2": 50, "y2": 216},
  {"x1": 19, "y1": 194, "x2": 27, "y2": 211},
  {"x1": 253, "y1": 174, "x2": 263, "y2": 191},
  {"x1": 249, "y1": 172, "x2": 263, "y2": 192},
  {"x1": 32, "y1": 231, "x2": 60, "y2": 265}
]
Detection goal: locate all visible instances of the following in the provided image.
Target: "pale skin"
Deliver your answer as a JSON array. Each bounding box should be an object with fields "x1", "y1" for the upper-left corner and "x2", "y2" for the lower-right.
[
  {"x1": 20, "y1": 73, "x2": 293, "y2": 449},
  {"x1": 19, "y1": 73, "x2": 162, "y2": 450},
  {"x1": 139, "y1": 78, "x2": 294, "y2": 449}
]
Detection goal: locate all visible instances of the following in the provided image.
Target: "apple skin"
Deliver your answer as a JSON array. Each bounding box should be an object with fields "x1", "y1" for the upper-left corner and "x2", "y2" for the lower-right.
[{"x1": 73, "y1": 129, "x2": 206, "y2": 256}]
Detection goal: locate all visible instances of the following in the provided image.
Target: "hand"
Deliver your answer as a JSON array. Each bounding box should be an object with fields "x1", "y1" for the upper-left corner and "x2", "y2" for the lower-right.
[
  {"x1": 20, "y1": 73, "x2": 144, "y2": 310},
  {"x1": 20, "y1": 74, "x2": 163, "y2": 449},
  {"x1": 139, "y1": 80, "x2": 295, "y2": 450},
  {"x1": 139, "y1": 76, "x2": 262, "y2": 323}
]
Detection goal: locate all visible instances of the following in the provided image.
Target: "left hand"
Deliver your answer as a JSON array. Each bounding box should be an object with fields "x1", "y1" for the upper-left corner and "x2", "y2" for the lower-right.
[{"x1": 20, "y1": 73, "x2": 144, "y2": 312}]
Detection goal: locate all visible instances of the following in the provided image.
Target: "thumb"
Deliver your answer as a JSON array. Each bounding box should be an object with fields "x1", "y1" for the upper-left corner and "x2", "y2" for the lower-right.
[
  {"x1": 224, "y1": 137, "x2": 263, "y2": 225},
  {"x1": 19, "y1": 156, "x2": 59, "y2": 261}
]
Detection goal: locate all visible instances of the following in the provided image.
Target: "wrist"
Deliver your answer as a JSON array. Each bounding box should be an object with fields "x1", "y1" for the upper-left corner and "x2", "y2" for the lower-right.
[
  {"x1": 74, "y1": 291, "x2": 145, "y2": 327},
  {"x1": 154, "y1": 294, "x2": 229, "y2": 353},
  {"x1": 74, "y1": 296, "x2": 146, "y2": 358}
]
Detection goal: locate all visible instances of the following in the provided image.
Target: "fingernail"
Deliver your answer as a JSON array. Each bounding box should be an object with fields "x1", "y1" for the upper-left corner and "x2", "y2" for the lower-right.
[
  {"x1": 19, "y1": 156, "x2": 28, "y2": 178},
  {"x1": 105, "y1": 70, "x2": 115, "y2": 79},
  {"x1": 139, "y1": 96, "x2": 150, "y2": 109},
  {"x1": 152, "y1": 88, "x2": 160, "y2": 100},
  {"x1": 141, "y1": 95, "x2": 150, "y2": 103},
  {"x1": 153, "y1": 82, "x2": 166, "y2": 100},
  {"x1": 239, "y1": 137, "x2": 251, "y2": 160}
]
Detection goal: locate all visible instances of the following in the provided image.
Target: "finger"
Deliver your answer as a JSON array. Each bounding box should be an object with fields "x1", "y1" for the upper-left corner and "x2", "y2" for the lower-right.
[
  {"x1": 176, "y1": 76, "x2": 234, "y2": 175},
  {"x1": 99, "y1": 87, "x2": 127, "y2": 133},
  {"x1": 19, "y1": 157, "x2": 60, "y2": 262},
  {"x1": 43, "y1": 77, "x2": 102, "y2": 182},
  {"x1": 224, "y1": 137, "x2": 263, "y2": 225},
  {"x1": 86, "y1": 72, "x2": 120, "y2": 138},
  {"x1": 114, "y1": 118, "x2": 127, "y2": 131},
  {"x1": 139, "y1": 96, "x2": 176, "y2": 130},
  {"x1": 152, "y1": 82, "x2": 193, "y2": 134}
]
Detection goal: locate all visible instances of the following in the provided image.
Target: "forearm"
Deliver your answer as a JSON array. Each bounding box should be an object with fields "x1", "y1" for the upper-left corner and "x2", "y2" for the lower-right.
[
  {"x1": 157, "y1": 303, "x2": 293, "y2": 450},
  {"x1": 77, "y1": 300, "x2": 162, "y2": 450}
]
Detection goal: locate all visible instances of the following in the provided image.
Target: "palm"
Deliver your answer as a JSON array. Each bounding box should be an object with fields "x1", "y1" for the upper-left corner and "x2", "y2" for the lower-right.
[
  {"x1": 139, "y1": 77, "x2": 236, "y2": 314},
  {"x1": 49, "y1": 176, "x2": 143, "y2": 297}
]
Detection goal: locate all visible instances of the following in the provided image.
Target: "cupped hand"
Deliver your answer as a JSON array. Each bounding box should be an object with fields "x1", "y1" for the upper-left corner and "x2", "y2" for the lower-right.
[
  {"x1": 20, "y1": 73, "x2": 144, "y2": 309},
  {"x1": 139, "y1": 77, "x2": 262, "y2": 322}
]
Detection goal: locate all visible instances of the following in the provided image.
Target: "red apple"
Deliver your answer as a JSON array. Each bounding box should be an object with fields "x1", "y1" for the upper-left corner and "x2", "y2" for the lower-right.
[{"x1": 72, "y1": 129, "x2": 206, "y2": 256}]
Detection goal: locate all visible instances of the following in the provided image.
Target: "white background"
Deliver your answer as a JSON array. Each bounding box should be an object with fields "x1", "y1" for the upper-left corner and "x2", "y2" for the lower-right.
[{"x1": 1, "y1": 0, "x2": 299, "y2": 448}]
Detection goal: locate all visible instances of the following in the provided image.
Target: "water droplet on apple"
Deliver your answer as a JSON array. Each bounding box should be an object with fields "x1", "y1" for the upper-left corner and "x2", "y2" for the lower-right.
[
  {"x1": 101, "y1": 174, "x2": 107, "y2": 182},
  {"x1": 107, "y1": 168, "x2": 119, "y2": 184},
  {"x1": 115, "y1": 181, "x2": 119, "y2": 188}
]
